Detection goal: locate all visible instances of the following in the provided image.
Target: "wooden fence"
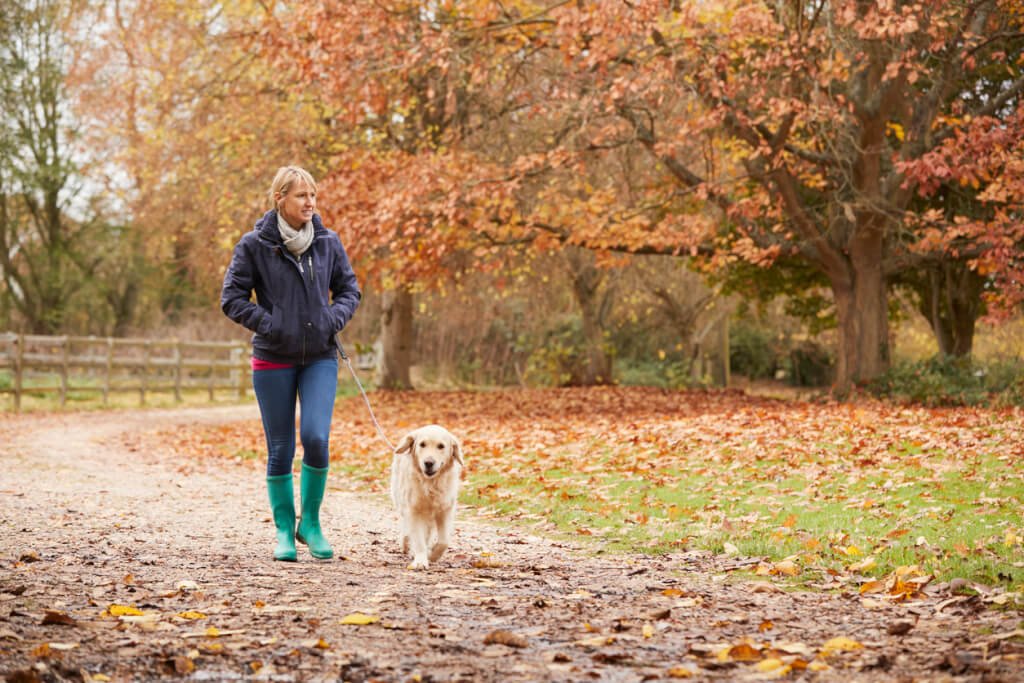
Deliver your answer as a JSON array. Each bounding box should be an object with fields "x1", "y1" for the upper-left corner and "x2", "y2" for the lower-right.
[{"x1": 0, "y1": 332, "x2": 252, "y2": 411}]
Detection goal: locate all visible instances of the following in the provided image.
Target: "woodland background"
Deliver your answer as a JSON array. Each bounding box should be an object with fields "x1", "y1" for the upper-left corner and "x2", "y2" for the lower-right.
[{"x1": 2, "y1": 0, "x2": 1024, "y2": 399}]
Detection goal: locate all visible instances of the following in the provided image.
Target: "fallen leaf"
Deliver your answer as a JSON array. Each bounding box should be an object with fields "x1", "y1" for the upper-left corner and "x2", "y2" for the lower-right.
[
  {"x1": 773, "y1": 642, "x2": 812, "y2": 656},
  {"x1": 748, "y1": 581, "x2": 785, "y2": 594},
  {"x1": 175, "y1": 611, "x2": 206, "y2": 620},
  {"x1": 772, "y1": 560, "x2": 799, "y2": 576},
  {"x1": 41, "y1": 611, "x2": 76, "y2": 626},
  {"x1": 667, "y1": 665, "x2": 696, "y2": 677},
  {"x1": 719, "y1": 642, "x2": 761, "y2": 662},
  {"x1": 757, "y1": 657, "x2": 788, "y2": 672},
  {"x1": 108, "y1": 604, "x2": 144, "y2": 617},
  {"x1": 887, "y1": 620, "x2": 915, "y2": 635},
  {"x1": 340, "y1": 613, "x2": 380, "y2": 625},
  {"x1": 821, "y1": 636, "x2": 863, "y2": 655},
  {"x1": 574, "y1": 635, "x2": 614, "y2": 647},
  {"x1": 642, "y1": 623, "x2": 655, "y2": 638},
  {"x1": 991, "y1": 628, "x2": 1024, "y2": 641},
  {"x1": 848, "y1": 556, "x2": 877, "y2": 572},
  {"x1": 172, "y1": 656, "x2": 194, "y2": 674},
  {"x1": 483, "y1": 629, "x2": 528, "y2": 648}
]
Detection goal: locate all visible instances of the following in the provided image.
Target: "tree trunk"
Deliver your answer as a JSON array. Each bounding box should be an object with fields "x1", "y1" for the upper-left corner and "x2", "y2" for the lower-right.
[
  {"x1": 914, "y1": 262, "x2": 983, "y2": 357},
  {"x1": 829, "y1": 223, "x2": 890, "y2": 391},
  {"x1": 379, "y1": 287, "x2": 414, "y2": 389},
  {"x1": 566, "y1": 250, "x2": 613, "y2": 385}
]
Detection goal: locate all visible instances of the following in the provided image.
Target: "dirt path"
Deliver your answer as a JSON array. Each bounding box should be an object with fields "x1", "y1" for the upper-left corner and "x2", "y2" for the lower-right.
[{"x1": 1, "y1": 407, "x2": 1021, "y2": 682}]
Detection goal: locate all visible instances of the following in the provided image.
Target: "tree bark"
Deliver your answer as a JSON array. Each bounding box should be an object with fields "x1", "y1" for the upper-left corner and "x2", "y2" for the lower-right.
[
  {"x1": 566, "y1": 250, "x2": 613, "y2": 385},
  {"x1": 379, "y1": 287, "x2": 414, "y2": 389},
  {"x1": 912, "y1": 262, "x2": 984, "y2": 357},
  {"x1": 827, "y1": 221, "x2": 890, "y2": 390}
]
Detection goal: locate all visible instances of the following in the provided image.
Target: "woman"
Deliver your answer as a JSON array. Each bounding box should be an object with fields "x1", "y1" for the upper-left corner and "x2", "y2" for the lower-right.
[{"x1": 221, "y1": 166, "x2": 361, "y2": 561}]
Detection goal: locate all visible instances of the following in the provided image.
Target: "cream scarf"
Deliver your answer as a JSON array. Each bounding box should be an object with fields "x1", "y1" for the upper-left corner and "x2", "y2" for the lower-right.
[{"x1": 277, "y1": 212, "x2": 314, "y2": 261}]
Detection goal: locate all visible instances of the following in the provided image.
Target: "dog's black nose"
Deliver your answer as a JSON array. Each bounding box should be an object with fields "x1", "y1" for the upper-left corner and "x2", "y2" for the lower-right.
[{"x1": 423, "y1": 460, "x2": 436, "y2": 474}]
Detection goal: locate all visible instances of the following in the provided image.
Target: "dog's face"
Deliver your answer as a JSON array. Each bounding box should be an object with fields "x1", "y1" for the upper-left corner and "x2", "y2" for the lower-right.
[{"x1": 395, "y1": 425, "x2": 462, "y2": 478}]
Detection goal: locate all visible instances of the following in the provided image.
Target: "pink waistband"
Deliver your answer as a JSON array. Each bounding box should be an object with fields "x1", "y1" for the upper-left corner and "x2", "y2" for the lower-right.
[{"x1": 251, "y1": 357, "x2": 294, "y2": 370}]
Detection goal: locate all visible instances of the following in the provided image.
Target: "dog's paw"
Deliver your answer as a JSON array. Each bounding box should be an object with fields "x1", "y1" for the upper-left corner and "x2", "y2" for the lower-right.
[
  {"x1": 428, "y1": 543, "x2": 447, "y2": 563},
  {"x1": 408, "y1": 557, "x2": 429, "y2": 570}
]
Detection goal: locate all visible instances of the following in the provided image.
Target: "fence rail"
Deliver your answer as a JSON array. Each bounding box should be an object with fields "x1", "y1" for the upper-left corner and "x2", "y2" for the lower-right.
[{"x1": 0, "y1": 332, "x2": 252, "y2": 411}]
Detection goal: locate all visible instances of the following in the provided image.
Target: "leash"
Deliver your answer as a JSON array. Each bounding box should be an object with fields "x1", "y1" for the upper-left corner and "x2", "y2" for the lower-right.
[{"x1": 335, "y1": 335, "x2": 397, "y2": 452}]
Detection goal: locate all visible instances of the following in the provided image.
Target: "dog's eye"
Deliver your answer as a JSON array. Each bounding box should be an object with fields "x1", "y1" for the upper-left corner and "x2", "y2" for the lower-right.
[
  {"x1": 437, "y1": 444, "x2": 445, "y2": 450},
  {"x1": 419, "y1": 442, "x2": 426, "y2": 449}
]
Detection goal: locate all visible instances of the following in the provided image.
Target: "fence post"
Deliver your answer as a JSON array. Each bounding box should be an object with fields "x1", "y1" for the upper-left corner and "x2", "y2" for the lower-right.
[
  {"x1": 208, "y1": 348, "x2": 216, "y2": 401},
  {"x1": 140, "y1": 340, "x2": 150, "y2": 406},
  {"x1": 174, "y1": 339, "x2": 183, "y2": 402},
  {"x1": 60, "y1": 336, "x2": 69, "y2": 406},
  {"x1": 103, "y1": 338, "x2": 113, "y2": 405},
  {"x1": 232, "y1": 345, "x2": 247, "y2": 399},
  {"x1": 14, "y1": 332, "x2": 24, "y2": 412}
]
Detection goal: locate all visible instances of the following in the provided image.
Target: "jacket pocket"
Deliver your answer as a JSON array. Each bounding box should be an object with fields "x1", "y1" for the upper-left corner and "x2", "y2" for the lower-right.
[{"x1": 310, "y1": 307, "x2": 335, "y2": 354}]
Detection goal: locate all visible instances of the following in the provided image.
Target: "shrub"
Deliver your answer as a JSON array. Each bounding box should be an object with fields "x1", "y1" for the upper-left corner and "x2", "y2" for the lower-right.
[
  {"x1": 866, "y1": 355, "x2": 1024, "y2": 407},
  {"x1": 786, "y1": 341, "x2": 834, "y2": 387},
  {"x1": 729, "y1": 320, "x2": 781, "y2": 380}
]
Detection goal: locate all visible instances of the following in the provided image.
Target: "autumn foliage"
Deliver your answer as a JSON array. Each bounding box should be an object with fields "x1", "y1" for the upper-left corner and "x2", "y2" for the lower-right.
[{"x1": 258, "y1": 0, "x2": 1024, "y2": 389}]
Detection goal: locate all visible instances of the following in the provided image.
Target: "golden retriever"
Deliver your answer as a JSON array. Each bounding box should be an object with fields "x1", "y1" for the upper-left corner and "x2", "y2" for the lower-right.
[{"x1": 390, "y1": 425, "x2": 463, "y2": 569}]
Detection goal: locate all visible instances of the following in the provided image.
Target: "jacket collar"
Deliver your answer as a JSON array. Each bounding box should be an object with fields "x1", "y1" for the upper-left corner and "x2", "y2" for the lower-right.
[{"x1": 255, "y1": 209, "x2": 327, "y2": 245}]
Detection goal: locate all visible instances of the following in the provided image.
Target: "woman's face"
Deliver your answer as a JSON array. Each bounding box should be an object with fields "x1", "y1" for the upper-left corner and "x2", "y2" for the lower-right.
[{"x1": 276, "y1": 181, "x2": 316, "y2": 228}]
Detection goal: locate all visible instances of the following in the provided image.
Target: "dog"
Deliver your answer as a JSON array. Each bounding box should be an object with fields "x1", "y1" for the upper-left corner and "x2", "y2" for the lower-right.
[{"x1": 390, "y1": 424, "x2": 463, "y2": 569}]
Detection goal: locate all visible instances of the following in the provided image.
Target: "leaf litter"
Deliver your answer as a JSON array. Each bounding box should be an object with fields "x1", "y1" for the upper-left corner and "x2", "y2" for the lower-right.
[{"x1": 0, "y1": 391, "x2": 1022, "y2": 681}]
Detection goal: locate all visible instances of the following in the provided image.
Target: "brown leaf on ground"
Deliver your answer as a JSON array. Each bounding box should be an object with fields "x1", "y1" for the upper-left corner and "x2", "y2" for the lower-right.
[
  {"x1": 483, "y1": 629, "x2": 529, "y2": 648},
  {"x1": 40, "y1": 611, "x2": 77, "y2": 626}
]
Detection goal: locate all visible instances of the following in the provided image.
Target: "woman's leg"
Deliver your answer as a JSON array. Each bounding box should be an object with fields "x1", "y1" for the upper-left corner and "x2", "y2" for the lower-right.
[
  {"x1": 253, "y1": 367, "x2": 300, "y2": 561},
  {"x1": 296, "y1": 357, "x2": 338, "y2": 468},
  {"x1": 253, "y1": 367, "x2": 300, "y2": 476},
  {"x1": 295, "y1": 357, "x2": 338, "y2": 559}
]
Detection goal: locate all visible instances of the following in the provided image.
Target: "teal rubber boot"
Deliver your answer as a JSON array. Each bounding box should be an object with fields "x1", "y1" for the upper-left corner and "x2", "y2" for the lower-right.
[
  {"x1": 266, "y1": 474, "x2": 297, "y2": 562},
  {"x1": 296, "y1": 464, "x2": 333, "y2": 559}
]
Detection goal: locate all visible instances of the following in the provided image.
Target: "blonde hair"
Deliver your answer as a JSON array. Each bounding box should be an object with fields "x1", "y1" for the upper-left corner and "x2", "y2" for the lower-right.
[{"x1": 268, "y1": 166, "x2": 318, "y2": 209}]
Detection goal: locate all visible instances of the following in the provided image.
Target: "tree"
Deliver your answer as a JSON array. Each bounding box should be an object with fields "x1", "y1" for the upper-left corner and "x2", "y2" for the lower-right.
[
  {"x1": 641, "y1": 1, "x2": 1023, "y2": 386},
  {"x1": 70, "y1": 0, "x2": 334, "y2": 329},
  {"x1": 0, "y1": 0, "x2": 95, "y2": 333}
]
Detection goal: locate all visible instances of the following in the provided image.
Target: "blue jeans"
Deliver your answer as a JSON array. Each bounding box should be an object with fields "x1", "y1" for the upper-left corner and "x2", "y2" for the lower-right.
[{"x1": 253, "y1": 358, "x2": 338, "y2": 476}]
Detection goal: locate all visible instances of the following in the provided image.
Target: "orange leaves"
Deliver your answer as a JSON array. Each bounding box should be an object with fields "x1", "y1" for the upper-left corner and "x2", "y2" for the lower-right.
[{"x1": 859, "y1": 566, "x2": 932, "y2": 602}]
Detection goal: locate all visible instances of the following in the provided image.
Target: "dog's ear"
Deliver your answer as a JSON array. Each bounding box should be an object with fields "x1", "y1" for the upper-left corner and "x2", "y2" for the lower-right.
[
  {"x1": 450, "y1": 435, "x2": 464, "y2": 468},
  {"x1": 395, "y1": 432, "x2": 415, "y2": 454}
]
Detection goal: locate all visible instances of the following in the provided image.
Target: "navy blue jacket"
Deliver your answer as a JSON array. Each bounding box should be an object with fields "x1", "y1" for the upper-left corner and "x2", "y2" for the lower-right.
[{"x1": 221, "y1": 210, "x2": 361, "y2": 365}]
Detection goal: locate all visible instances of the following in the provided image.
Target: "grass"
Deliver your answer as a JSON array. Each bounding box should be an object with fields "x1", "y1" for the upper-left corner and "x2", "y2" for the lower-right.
[{"x1": 454, "y1": 436, "x2": 1024, "y2": 595}]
